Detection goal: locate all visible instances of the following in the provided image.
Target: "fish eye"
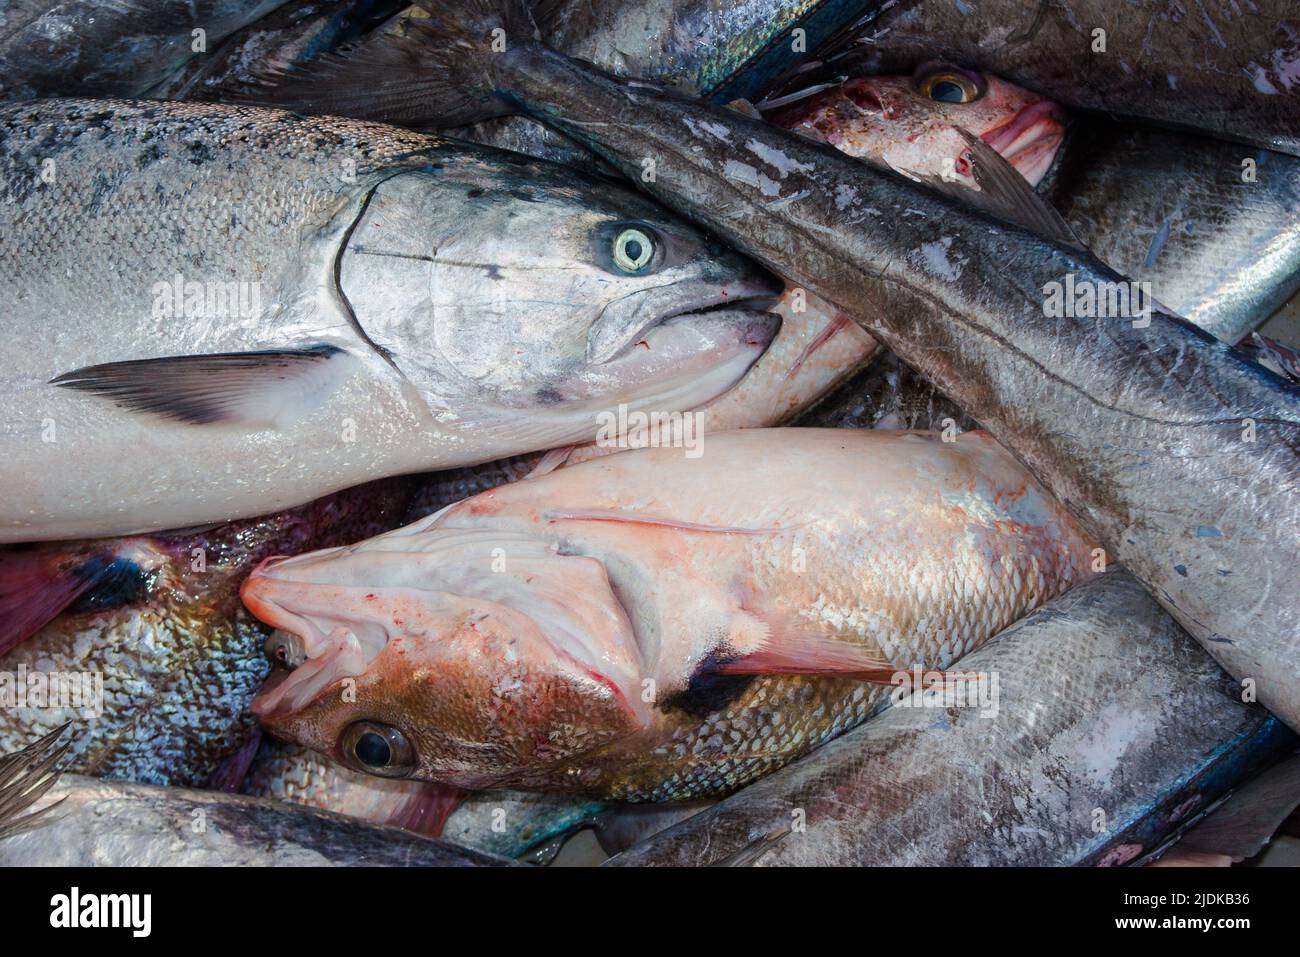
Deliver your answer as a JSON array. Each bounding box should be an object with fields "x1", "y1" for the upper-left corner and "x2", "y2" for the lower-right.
[
  {"x1": 917, "y1": 69, "x2": 981, "y2": 104},
  {"x1": 612, "y1": 226, "x2": 656, "y2": 273},
  {"x1": 342, "y1": 721, "x2": 415, "y2": 778}
]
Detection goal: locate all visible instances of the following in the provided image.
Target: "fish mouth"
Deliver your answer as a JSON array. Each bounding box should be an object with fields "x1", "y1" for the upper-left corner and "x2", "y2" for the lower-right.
[
  {"x1": 242, "y1": 558, "x2": 382, "y2": 719},
  {"x1": 975, "y1": 100, "x2": 1067, "y2": 184},
  {"x1": 244, "y1": 533, "x2": 651, "y2": 726},
  {"x1": 586, "y1": 270, "x2": 783, "y2": 366}
]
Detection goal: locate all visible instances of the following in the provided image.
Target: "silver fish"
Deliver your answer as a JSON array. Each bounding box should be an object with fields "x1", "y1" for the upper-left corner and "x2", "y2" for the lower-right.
[
  {"x1": 0, "y1": 773, "x2": 514, "y2": 865},
  {"x1": 0, "y1": 0, "x2": 290, "y2": 99},
  {"x1": 606, "y1": 570, "x2": 1298, "y2": 866},
  {"x1": 284, "y1": 0, "x2": 1300, "y2": 734},
  {"x1": 0, "y1": 98, "x2": 779, "y2": 542},
  {"x1": 1047, "y1": 122, "x2": 1300, "y2": 344}
]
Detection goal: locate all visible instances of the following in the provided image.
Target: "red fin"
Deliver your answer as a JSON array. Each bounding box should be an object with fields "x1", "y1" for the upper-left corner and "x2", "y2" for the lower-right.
[
  {"x1": 387, "y1": 782, "x2": 469, "y2": 838},
  {"x1": 0, "y1": 548, "x2": 105, "y2": 657},
  {"x1": 785, "y1": 313, "x2": 850, "y2": 380},
  {"x1": 204, "y1": 731, "x2": 264, "y2": 794},
  {"x1": 544, "y1": 509, "x2": 794, "y2": 535},
  {"x1": 718, "y1": 606, "x2": 976, "y2": 686},
  {"x1": 718, "y1": 636, "x2": 901, "y2": 684}
]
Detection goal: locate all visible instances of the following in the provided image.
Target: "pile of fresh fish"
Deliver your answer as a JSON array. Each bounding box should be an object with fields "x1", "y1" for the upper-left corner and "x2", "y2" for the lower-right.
[{"x1": 1, "y1": 0, "x2": 1297, "y2": 869}]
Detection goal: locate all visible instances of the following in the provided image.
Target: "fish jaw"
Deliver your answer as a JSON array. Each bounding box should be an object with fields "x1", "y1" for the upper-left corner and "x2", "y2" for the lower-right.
[
  {"x1": 768, "y1": 72, "x2": 1067, "y2": 187},
  {"x1": 243, "y1": 532, "x2": 648, "y2": 789}
]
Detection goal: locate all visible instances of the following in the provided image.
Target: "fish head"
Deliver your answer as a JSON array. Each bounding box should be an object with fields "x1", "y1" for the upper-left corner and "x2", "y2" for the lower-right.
[
  {"x1": 767, "y1": 62, "x2": 1067, "y2": 186},
  {"x1": 339, "y1": 161, "x2": 783, "y2": 449},
  {"x1": 244, "y1": 524, "x2": 647, "y2": 789}
]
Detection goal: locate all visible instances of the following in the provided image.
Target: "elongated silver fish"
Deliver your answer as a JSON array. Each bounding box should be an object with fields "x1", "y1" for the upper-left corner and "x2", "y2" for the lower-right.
[
  {"x1": 606, "y1": 570, "x2": 1299, "y2": 866},
  {"x1": 266, "y1": 0, "x2": 1300, "y2": 734},
  {"x1": 0, "y1": 773, "x2": 514, "y2": 865},
  {"x1": 0, "y1": 98, "x2": 779, "y2": 542},
  {"x1": 0, "y1": 0, "x2": 291, "y2": 99}
]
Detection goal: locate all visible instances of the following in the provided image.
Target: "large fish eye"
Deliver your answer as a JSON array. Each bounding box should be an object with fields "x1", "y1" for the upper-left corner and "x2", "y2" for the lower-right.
[
  {"x1": 341, "y1": 721, "x2": 415, "y2": 778},
  {"x1": 917, "y1": 69, "x2": 981, "y2": 104},
  {"x1": 612, "y1": 226, "x2": 656, "y2": 273}
]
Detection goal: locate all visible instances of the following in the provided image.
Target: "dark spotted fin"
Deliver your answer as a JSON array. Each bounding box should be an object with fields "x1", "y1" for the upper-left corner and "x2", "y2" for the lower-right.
[
  {"x1": 50, "y1": 344, "x2": 354, "y2": 427},
  {"x1": 0, "y1": 723, "x2": 72, "y2": 841},
  {"x1": 899, "y1": 127, "x2": 1083, "y2": 251}
]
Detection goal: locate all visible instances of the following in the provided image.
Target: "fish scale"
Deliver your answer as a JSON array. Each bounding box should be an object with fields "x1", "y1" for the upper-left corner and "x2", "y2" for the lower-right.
[
  {"x1": 0, "y1": 96, "x2": 779, "y2": 541},
  {"x1": 246, "y1": 428, "x2": 1095, "y2": 800},
  {"x1": 0, "y1": 477, "x2": 415, "y2": 786}
]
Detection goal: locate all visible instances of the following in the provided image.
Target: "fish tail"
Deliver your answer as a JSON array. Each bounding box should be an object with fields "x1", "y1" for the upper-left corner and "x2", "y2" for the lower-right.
[{"x1": 244, "y1": 0, "x2": 540, "y2": 128}]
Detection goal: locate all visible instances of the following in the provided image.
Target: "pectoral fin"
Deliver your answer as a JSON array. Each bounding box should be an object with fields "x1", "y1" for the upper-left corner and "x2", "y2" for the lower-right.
[
  {"x1": 898, "y1": 127, "x2": 1082, "y2": 251},
  {"x1": 718, "y1": 606, "x2": 976, "y2": 686},
  {"x1": 0, "y1": 548, "x2": 111, "y2": 656},
  {"x1": 50, "y1": 344, "x2": 353, "y2": 427}
]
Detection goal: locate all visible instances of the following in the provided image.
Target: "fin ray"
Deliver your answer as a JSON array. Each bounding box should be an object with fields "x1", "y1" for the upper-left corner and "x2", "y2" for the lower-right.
[{"x1": 51, "y1": 344, "x2": 352, "y2": 427}]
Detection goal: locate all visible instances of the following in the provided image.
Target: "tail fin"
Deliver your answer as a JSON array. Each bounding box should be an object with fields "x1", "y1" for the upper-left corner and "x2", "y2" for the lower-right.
[{"x1": 242, "y1": 0, "x2": 539, "y2": 128}]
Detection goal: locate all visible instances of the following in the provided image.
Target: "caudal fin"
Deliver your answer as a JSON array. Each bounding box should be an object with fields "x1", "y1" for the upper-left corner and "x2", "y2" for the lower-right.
[{"x1": 243, "y1": 0, "x2": 538, "y2": 128}]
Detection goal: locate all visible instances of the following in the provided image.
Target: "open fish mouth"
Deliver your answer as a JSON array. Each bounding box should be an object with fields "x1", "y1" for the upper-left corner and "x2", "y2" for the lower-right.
[
  {"x1": 243, "y1": 530, "x2": 649, "y2": 725},
  {"x1": 242, "y1": 556, "x2": 382, "y2": 719},
  {"x1": 973, "y1": 100, "x2": 1068, "y2": 183},
  {"x1": 595, "y1": 296, "x2": 782, "y2": 365}
]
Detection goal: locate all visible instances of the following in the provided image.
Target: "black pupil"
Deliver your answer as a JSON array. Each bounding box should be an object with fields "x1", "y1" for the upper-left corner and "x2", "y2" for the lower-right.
[
  {"x1": 623, "y1": 238, "x2": 644, "y2": 263},
  {"x1": 931, "y1": 80, "x2": 965, "y2": 103},
  {"x1": 355, "y1": 731, "x2": 391, "y2": 767}
]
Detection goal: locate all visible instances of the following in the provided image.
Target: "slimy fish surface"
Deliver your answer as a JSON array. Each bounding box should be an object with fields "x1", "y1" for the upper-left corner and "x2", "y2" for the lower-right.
[
  {"x1": 0, "y1": 478, "x2": 413, "y2": 786},
  {"x1": 0, "y1": 98, "x2": 779, "y2": 541},
  {"x1": 245, "y1": 429, "x2": 1095, "y2": 800},
  {"x1": 266, "y1": 0, "x2": 1300, "y2": 735}
]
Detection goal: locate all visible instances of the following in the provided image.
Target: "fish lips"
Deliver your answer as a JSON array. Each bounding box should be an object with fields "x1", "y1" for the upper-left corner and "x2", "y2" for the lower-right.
[{"x1": 585, "y1": 273, "x2": 783, "y2": 366}]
